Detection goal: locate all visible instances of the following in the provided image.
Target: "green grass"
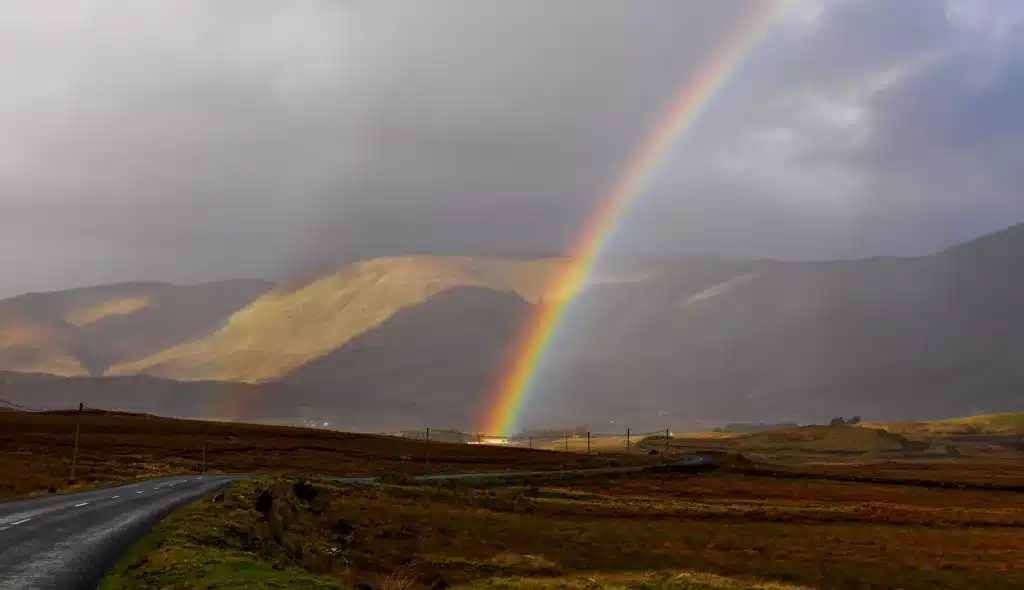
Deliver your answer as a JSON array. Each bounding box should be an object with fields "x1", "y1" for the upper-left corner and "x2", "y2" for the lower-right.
[
  {"x1": 104, "y1": 547, "x2": 343, "y2": 589},
  {"x1": 100, "y1": 486, "x2": 344, "y2": 590}
]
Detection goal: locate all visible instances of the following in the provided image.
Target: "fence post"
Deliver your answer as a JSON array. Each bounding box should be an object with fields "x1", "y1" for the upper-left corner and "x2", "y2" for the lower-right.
[
  {"x1": 70, "y1": 420, "x2": 81, "y2": 481},
  {"x1": 587, "y1": 431, "x2": 591, "y2": 455},
  {"x1": 665, "y1": 428, "x2": 670, "y2": 453},
  {"x1": 626, "y1": 428, "x2": 631, "y2": 452}
]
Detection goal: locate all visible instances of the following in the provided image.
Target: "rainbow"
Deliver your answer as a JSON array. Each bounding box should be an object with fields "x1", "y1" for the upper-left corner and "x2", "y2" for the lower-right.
[{"x1": 481, "y1": 0, "x2": 792, "y2": 436}]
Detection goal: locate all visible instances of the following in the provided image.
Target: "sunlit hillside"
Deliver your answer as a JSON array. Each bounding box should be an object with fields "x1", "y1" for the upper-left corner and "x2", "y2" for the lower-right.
[
  {"x1": 107, "y1": 256, "x2": 569, "y2": 383},
  {"x1": 0, "y1": 280, "x2": 270, "y2": 377},
  {"x1": 64, "y1": 295, "x2": 152, "y2": 327},
  {"x1": 863, "y1": 413, "x2": 1024, "y2": 436}
]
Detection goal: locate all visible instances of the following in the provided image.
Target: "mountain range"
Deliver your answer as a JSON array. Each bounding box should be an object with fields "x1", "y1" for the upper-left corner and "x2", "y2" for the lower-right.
[{"x1": 3, "y1": 223, "x2": 1024, "y2": 432}]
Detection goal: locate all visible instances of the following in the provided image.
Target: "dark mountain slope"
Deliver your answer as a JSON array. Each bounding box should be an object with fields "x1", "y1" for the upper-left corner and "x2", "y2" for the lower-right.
[{"x1": 279, "y1": 286, "x2": 531, "y2": 430}]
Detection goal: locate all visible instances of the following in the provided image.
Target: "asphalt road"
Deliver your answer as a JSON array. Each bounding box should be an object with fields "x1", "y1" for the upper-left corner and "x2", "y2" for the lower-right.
[
  {"x1": 332, "y1": 453, "x2": 716, "y2": 484},
  {"x1": 0, "y1": 454, "x2": 715, "y2": 590},
  {"x1": 0, "y1": 475, "x2": 239, "y2": 590}
]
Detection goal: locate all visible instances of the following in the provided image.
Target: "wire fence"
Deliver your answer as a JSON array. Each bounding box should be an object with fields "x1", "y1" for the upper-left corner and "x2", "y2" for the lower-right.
[
  {"x1": 1, "y1": 398, "x2": 677, "y2": 456},
  {"x1": 374, "y1": 427, "x2": 677, "y2": 454}
]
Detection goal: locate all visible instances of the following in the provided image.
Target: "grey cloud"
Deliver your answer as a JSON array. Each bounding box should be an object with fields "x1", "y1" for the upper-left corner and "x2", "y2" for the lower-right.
[{"x1": 1, "y1": 0, "x2": 1022, "y2": 295}]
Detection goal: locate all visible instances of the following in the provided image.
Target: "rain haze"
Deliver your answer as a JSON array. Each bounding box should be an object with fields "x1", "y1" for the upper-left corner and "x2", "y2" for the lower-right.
[{"x1": 2, "y1": 0, "x2": 1024, "y2": 296}]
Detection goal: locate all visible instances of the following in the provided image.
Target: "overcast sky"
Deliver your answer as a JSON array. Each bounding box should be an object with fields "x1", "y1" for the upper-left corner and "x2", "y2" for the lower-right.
[{"x1": 2, "y1": 0, "x2": 1023, "y2": 295}]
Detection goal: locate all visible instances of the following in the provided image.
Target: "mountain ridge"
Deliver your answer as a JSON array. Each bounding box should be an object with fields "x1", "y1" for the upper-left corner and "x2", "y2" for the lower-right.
[{"x1": 1, "y1": 222, "x2": 1023, "y2": 428}]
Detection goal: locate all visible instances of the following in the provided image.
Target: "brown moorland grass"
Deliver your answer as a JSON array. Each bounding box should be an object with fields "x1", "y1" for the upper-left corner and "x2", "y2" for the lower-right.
[
  {"x1": 105, "y1": 467, "x2": 1024, "y2": 590},
  {"x1": 0, "y1": 411, "x2": 649, "y2": 499},
  {"x1": 747, "y1": 459, "x2": 1024, "y2": 488}
]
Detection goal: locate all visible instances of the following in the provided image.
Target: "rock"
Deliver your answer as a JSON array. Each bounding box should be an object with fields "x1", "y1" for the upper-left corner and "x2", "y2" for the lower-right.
[{"x1": 255, "y1": 489, "x2": 274, "y2": 513}]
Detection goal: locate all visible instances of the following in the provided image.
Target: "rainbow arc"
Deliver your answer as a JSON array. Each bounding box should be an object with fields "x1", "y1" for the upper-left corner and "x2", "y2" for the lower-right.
[{"x1": 481, "y1": 0, "x2": 792, "y2": 436}]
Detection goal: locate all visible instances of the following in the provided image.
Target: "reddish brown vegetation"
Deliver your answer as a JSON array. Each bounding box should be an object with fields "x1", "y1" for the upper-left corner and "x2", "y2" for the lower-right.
[{"x1": 0, "y1": 411, "x2": 645, "y2": 499}]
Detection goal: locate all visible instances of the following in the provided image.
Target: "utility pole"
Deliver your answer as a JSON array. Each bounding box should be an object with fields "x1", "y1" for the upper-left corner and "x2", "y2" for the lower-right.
[
  {"x1": 528, "y1": 436, "x2": 532, "y2": 450},
  {"x1": 201, "y1": 442, "x2": 207, "y2": 474},
  {"x1": 425, "y1": 427, "x2": 430, "y2": 442},
  {"x1": 564, "y1": 430, "x2": 569, "y2": 453},
  {"x1": 70, "y1": 420, "x2": 81, "y2": 481},
  {"x1": 626, "y1": 428, "x2": 631, "y2": 453},
  {"x1": 587, "y1": 431, "x2": 591, "y2": 455},
  {"x1": 665, "y1": 428, "x2": 670, "y2": 454}
]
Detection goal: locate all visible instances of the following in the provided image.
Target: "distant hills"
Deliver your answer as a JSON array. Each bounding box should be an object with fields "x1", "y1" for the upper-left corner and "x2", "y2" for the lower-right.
[{"x1": 2, "y1": 223, "x2": 1024, "y2": 431}]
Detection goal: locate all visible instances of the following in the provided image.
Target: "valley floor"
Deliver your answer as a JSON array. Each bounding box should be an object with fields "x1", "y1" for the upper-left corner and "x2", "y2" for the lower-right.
[{"x1": 0, "y1": 411, "x2": 650, "y2": 500}]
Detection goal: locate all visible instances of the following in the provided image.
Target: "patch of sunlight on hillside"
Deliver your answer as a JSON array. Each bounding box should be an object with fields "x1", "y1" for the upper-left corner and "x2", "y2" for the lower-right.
[
  {"x1": 105, "y1": 256, "x2": 569, "y2": 383},
  {"x1": 864, "y1": 413, "x2": 1024, "y2": 435},
  {"x1": 679, "y1": 272, "x2": 759, "y2": 307},
  {"x1": 65, "y1": 295, "x2": 152, "y2": 326}
]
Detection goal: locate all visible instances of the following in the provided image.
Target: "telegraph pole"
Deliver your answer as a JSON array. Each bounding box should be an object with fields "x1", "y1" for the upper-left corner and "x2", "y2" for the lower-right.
[
  {"x1": 665, "y1": 428, "x2": 670, "y2": 454},
  {"x1": 201, "y1": 442, "x2": 207, "y2": 474},
  {"x1": 587, "y1": 432, "x2": 591, "y2": 455},
  {"x1": 626, "y1": 428, "x2": 631, "y2": 453},
  {"x1": 70, "y1": 422, "x2": 81, "y2": 481}
]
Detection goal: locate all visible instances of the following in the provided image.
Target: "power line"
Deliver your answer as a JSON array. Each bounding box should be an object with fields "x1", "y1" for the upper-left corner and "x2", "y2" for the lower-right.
[{"x1": 0, "y1": 397, "x2": 42, "y2": 412}]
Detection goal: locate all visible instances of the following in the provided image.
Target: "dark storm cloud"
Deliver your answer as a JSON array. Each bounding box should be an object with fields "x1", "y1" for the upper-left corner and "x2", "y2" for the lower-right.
[{"x1": 1, "y1": 0, "x2": 1023, "y2": 294}]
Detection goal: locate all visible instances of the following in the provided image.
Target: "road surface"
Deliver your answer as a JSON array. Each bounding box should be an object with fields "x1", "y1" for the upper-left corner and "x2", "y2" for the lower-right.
[
  {"x1": 403, "y1": 454, "x2": 714, "y2": 482},
  {"x1": 0, "y1": 475, "x2": 238, "y2": 590},
  {"x1": 0, "y1": 454, "x2": 715, "y2": 589},
  {"x1": 325, "y1": 454, "x2": 715, "y2": 485}
]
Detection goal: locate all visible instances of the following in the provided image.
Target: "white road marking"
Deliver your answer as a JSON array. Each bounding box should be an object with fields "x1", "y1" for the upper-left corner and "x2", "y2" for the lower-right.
[
  {"x1": 73, "y1": 503, "x2": 89, "y2": 508},
  {"x1": 136, "y1": 491, "x2": 144, "y2": 494},
  {"x1": 111, "y1": 496, "x2": 120, "y2": 499},
  {"x1": 0, "y1": 518, "x2": 32, "y2": 532}
]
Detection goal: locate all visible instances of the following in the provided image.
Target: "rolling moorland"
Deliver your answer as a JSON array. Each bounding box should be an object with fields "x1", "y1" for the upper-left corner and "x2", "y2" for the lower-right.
[
  {"x1": 101, "y1": 472, "x2": 1024, "y2": 590},
  {"x1": 2, "y1": 223, "x2": 1024, "y2": 430},
  {"x1": 1, "y1": 408, "x2": 1021, "y2": 588}
]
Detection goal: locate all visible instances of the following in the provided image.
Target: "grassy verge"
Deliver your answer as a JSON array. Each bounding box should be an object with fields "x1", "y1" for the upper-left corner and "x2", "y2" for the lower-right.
[{"x1": 101, "y1": 468, "x2": 1023, "y2": 590}]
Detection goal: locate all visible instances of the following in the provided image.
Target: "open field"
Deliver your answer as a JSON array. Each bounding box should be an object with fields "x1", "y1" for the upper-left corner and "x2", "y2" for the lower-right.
[
  {"x1": 646, "y1": 423, "x2": 1023, "y2": 465},
  {"x1": 104, "y1": 459, "x2": 1024, "y2": 590},
  {"x1": 0, "y1": 411, "x2": 651, "y2": 500}
]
